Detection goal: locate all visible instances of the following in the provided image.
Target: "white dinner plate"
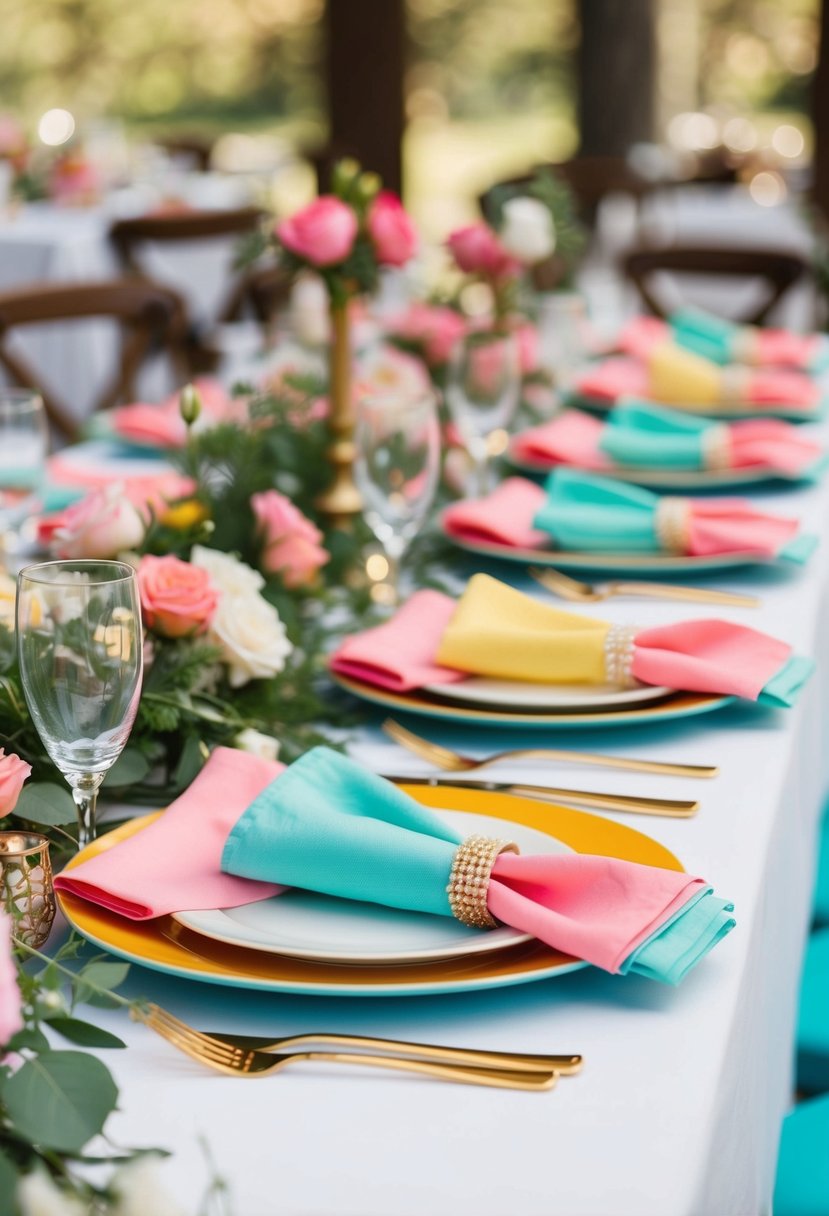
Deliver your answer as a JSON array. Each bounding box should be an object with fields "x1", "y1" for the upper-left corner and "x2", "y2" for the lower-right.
[
  {"x1": 172, "y1": 809, "x2": 561, "y2": 964},
  {"x1": 420, "y1": 676, "x2": 673, "y2": 710}
]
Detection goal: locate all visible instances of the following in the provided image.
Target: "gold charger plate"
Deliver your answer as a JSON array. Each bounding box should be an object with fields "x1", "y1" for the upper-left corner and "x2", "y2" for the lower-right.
[
  {"x1": 58, "y1": 785, "x2": 682, "y2": 998},
  {"x1": 331, "y1": 671, "x2": 735, "y2": 731}
]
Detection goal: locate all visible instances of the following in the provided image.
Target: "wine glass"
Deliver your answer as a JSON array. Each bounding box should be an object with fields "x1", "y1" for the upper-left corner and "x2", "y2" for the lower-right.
[
  {"x1": 354, "y1": 391, "x2": 440, "y2": 605},
  {"x1": 445, "y1": 330, "x2": 520, "y2": 495},
  {"x1": 16, "y1": 560, "x2": 144, "y2": 850},
  {"x1": 0, "y1": 390, "x2": 48, "y2": 555}
]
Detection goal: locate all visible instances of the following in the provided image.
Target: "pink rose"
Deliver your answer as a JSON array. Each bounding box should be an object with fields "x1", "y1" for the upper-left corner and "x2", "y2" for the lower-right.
[
  {"x1": 0, "y1": 748, "x2": 31, "y2": 815},
  {"x1": 513, "y1": 321, "x2": 539, "y2": 374},
  {"x1": 367, "y1": 191, "x2": 418, "y2": 266},
  {"x1": 389, "y1": 304, "x2": 467, "y2": 367},
  {"x1": 277, "y1": 197, "x2": 358, "y2": 268},
  {"x1": 0, "y1": 911, "x2": 23, "y2": 1048},
  {"x1": 447, "y1": 224, "x2": 520, "y2": 280},
  {"x1": 51, "y1": 484, "x2": 146, "y2": 558},
  {"x1": 251, "y1": 491, "x2": 329, "y2": 588},
  {"x1": 137, "y1": 554, "x2": 219, "y2": 638}
]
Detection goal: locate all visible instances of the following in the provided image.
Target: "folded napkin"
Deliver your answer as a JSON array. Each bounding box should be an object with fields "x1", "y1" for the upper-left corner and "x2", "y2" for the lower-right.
[
  {"x1": 54, "y1": 748, "x2": 284, "y2": 919},
  {"x1": 111, "y1": 378, "x2": 238, "y2": 449},
  {"x1": 221, "y1": 747, "x2": 735, "y2": 984},
  {"x1": 330, "y1": 573, "x2": 812, "y2": 705},
  {"x1": 511, "y1": 403, "x2": 827, "y2": 481},
  {"x1": 443, "y1": 470, "x2": 813, "y2": 563},
  {"x1": 532, "y1": 468, "x2": 813, "y2": 562},
  {"x1": 618, "y1": 311, "x2": 829, "y2": 374},
  {"x1": 571, "y1": 350, "x2": 822, "y2": 416}
]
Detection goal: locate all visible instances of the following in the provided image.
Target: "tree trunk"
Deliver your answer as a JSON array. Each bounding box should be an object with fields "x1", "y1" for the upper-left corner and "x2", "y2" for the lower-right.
[
  {"x1": 323, "y1": 0, "x2": 405, "y2": 194},
  {"x1": 577, "y1": 0, "x2": 655, "y2": 156}
]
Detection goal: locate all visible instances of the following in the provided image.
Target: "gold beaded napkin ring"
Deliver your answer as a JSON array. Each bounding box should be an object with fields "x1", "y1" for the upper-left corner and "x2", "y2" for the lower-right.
[{"x1": 447, "y1": 836, "x2": 520, "y2": 929}]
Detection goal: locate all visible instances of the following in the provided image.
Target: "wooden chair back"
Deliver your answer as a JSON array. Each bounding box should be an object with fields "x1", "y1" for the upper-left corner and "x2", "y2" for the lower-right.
[
  {"x1": 622, "y1": 245, "x2": 809, "y2": 325},
  {"x1": 0, "y1": 279, "x2": 187, "y2": 442}
]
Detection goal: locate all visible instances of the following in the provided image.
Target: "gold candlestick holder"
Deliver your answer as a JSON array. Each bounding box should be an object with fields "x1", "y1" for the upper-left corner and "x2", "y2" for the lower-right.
[
  {"x1": 0, "y1": 831, "x2": 56, "y2": 948},
  {"x1": 315, "y1": 302, "x2": 363, "y2": 527}
]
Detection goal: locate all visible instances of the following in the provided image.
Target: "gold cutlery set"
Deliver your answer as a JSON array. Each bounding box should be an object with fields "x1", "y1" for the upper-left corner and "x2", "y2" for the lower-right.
[{"x1": 134, "y1": 1003, "x2": 580, "y2": 1091}]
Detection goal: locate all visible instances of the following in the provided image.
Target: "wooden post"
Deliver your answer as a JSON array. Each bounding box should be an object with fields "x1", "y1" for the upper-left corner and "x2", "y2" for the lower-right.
[
  {"x1": 813, "y1": 0, "x2": 829, "y2": 219},
  {"x1": 323, "y1": 0, "x2": 405, "y2": 194},
  {"x1": 577, "y1": 0, "x2": 656, "y2": 157}
]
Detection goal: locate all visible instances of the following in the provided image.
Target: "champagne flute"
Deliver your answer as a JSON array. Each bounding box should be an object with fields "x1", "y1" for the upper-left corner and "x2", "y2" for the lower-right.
[
  {"x1": 0, "y1": 390, "x2": 48, "y2": 555},
  {"x1": 445, "y1": 329, "x2": 520, "y2": 495},
  {"x1": 355, "y1": 390, "x2": 440, "y2": 605},
  {"x1": 16, "y1": 560, "x2": 143, "y2": 849}
]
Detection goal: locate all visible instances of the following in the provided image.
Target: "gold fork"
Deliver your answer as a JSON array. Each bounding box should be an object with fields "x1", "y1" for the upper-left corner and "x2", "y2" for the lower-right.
[
  {"x1": 383, "y1": 718, "x2": 718, "y2": 779},
  {"x1": 133, "y1": 1005, "x2": 559, "y2": 1090},
  {"x1": 529, "y1": 565, "x2": 759, "y2": 608}
]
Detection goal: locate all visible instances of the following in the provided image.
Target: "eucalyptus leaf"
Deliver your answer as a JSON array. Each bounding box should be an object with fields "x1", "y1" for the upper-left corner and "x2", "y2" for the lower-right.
[
  {"x1": 74, "y1": 960, "x2": 130, "y2": 1007},
  {"x1": 104, "y1": 748, "x2": 151, "y2": 788},
  {"x1": 12, "y1": 783, "x2": 76, "y2": 826},
  {"x1": 5, "y1": 1026, "x2": 51, "y2": 1054},
  {"x1": 2, "y1": 1050, "x2": 119, "y2": 1153},
  {"x1": 46, "y1": 1016, "x2": 126, "y2": 1049}
]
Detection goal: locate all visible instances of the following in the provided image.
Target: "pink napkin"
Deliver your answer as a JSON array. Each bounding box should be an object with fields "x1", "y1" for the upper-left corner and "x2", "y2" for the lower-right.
[
  {"x1": 684, "y1": 499, "x2": 800, "y2": 557},
  {"x1": 487, "y1": 851, "x2": 705, "y2": 972},
  {"x1": 510, "y1": 410, "x2": 823, "y2": 477},
  {"x1": 54, "y1": 748, "x2": 284, "y2": 919},
  {"x1": 331, "y1": 591, "x2": 464, "y2": 692},
  {"x1": 442, "y1": 478, "x2": 549, "y2": 548},
  {"x1": 329, "y1": 583, "x2": 794, "y2": 700},
  {"x1": 573, "y1": 356, "x2": 820, "y2": 412},
  {"x1": 112, "y1": 378, "x2": 237, "y2": 448},
  {"x1": 510, "y1": 411, "x2": 611, "y2": 470}
]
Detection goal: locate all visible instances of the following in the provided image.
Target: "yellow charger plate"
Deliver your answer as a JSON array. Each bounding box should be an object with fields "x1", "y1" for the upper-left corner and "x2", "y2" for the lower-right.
[{"x1": 58, "y1": 786, "x2": 683, "y2": 998}]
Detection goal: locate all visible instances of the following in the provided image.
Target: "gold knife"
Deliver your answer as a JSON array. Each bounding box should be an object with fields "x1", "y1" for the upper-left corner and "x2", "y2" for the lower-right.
[{"x1": 384, "y1": 774, "x2": 699, "y2": 817}]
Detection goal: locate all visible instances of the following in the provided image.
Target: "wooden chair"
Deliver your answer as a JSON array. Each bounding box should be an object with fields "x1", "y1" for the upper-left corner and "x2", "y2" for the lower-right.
[
  {"x1": 110, "y1": 207, "x2": 266, "y2": 371},
  {"x1": 0, "y1": 279, "x2": 188, "y2": 442},
  {"x1": 622, "y1": 245, "x2": 809, "y2": 325}
]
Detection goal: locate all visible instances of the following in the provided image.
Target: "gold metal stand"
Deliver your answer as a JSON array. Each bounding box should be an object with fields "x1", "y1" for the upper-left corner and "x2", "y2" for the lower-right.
[{"x1": 316, "y1": 303, "x2": 363, "y2": 526}]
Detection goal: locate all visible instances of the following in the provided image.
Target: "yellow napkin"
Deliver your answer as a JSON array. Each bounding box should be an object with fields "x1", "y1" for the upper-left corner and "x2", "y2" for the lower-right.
[
  {"x1": 648, "y1": 342, "x2": 723, "y2": 406},
  {"x1": 434, "y1": 575, "x2": 610, "y2": 684}
]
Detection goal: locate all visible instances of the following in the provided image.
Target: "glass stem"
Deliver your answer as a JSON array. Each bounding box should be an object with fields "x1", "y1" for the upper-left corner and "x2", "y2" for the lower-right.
[{"x1": 71, "y1": 775, "x2": 103, "y2": 850}]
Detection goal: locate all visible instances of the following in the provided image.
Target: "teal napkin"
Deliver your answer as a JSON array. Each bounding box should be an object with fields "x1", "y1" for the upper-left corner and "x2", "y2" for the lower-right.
[
  {"x1": 671, "y1": 308, "x2": 829, "y2": 375},
  {"x1": 534, "y1": 468, "x2": 670, "y2": 553},
  {"x1": 221, "y1": 748, "x2": 735, "y2": 985},
  {"x1": 600, "y1": 401, "x2": 720, "y2": 470}
]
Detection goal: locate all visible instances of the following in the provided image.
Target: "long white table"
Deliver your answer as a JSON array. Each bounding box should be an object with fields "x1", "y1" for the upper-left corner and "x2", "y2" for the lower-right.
[{"x1": 57, "y1": 430, "x2": 829, "y2": 1215}]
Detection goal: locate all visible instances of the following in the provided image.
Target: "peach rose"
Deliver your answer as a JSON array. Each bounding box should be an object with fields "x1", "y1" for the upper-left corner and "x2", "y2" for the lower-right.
[
  {"x1": 137, "y1": 554, "x2": 219, "y2": 638},
  {"x1": 277, "y1": 197, "x2": 358, "y2": 268},
  {"x1": 447, "y1": 223, "x2": 519, "y2": 280},
  {"x1": 0, "y1": 748, "x2": 31, "y2": 816},
  {"x1": 51, "y1": 484, "x2": 146, "y2": 559},
  {"x1": 251, "y1": 491, "x2": 329, "y2": 588},
  {"x1": 0, "y1": 911, "x2": 23, "y2": 1048},
  {"x1": 367, "y1": 191, "x2": 418, "y2": 266}
]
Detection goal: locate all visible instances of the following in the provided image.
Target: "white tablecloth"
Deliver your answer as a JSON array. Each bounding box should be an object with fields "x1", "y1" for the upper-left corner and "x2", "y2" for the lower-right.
[{"x1": 58, "y1": 429, "x2": 829, "y2": 1216}]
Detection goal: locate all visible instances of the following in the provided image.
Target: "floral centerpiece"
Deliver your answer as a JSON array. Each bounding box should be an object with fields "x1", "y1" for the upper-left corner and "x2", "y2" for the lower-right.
[{"x1": 268, "y1": 159, "x2": 418, "y2": 521}]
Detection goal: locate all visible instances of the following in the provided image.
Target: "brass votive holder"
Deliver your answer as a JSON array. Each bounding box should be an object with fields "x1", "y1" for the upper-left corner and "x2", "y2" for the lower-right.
[{"x1": 0, "y1": 831, "x2": 56, "y2": 948}]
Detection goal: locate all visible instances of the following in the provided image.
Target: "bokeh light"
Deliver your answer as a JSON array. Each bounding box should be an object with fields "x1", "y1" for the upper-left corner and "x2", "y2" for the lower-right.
[
  {"x1": 748, "y1": 170, "x2": 786, "y2": 207},
  {"x1": 37, "y1": 108, "x2": 75, "y2": 145}
]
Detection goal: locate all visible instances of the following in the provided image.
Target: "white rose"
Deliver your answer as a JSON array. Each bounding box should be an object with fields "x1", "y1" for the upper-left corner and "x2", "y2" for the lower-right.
[
  {"x1": 234, "y1": 727, "x2": 281, "y2": 761},
  {"x1": 499, "y1": 197, "x2": 556, "y2": 264},
  {"x1": 110, "y1": 1158, "x2": 187, "y2": 1216},
  {"x1": 190, "y1": 546, "x2": 264, "y2": 596},
  {"x1": 208, "y1": 592, "x2": 292, "y2": 687},
  {"x1": 17, "y1": 1171, "x2": 88, "y2": 1216}
]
